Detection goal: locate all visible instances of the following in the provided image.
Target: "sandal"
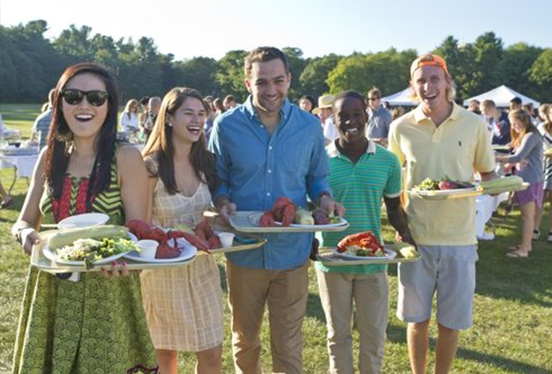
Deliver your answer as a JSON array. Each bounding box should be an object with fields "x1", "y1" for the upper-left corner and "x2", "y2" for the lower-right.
[
  {"x1": 506, "y1": 251, "x2": 528, "y2": 258},
  {"x1": 532, "y1": 230, "x2": 540, "y2": 241},
  {"x1": 508, "y1": 245, "x2": 521, "y2": 251}
]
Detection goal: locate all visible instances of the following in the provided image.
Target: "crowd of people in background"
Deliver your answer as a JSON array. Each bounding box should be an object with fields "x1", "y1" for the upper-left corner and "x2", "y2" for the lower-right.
[{"x1": 5, "y1": 46, "x2": 552, "y2": 374}]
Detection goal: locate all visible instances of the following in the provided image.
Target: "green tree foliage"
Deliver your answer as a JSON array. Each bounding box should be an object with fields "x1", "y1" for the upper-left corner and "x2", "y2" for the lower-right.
[
  {"x1": 529, "y1": 49, "x2": 552, "y2": 100},
  {"x1": 173, "y1": 57, "x2": 218, "y2": 97},
  {"x1": 54, "y1": 24, "x2": 96, "y2": 64},
  {"x1": 282, "y1": 47, "x2": 307, "y2": 101},
  {"x1": 299, "y1": 54, "x2": 341, "y2": 98},
  {"x1": 433, "y1": 36, "x2": 478, "y2": 100},
  {"x1": 1, "y1": 21, "x2": 551, "y2": 105},
  {"x1": 498, "y1": 43, "x2": 543, "y2": 98},
  {"x1": 326, "y1": 49, "x2": 416, "y2": 97},
  {"x1": 471, "y1": 32, "x2": 504, "y2": 95},
  {"x1": 215, "y1": 50, "x2": 248, "y2": 101},
  {"x1": 0, "y1": 21, "x2": 62, "y2": 102}
]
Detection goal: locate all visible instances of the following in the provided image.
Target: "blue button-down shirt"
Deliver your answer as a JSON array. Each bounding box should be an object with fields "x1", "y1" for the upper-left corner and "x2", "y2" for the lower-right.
[{"x1": 209, "y1": 96, "x2": 330, "y2": 270}]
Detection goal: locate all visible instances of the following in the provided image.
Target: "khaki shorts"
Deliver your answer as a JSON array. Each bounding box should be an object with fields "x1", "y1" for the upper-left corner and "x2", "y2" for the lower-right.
[{"x1": 396, "y1": 244, "x2": 478, "y2": 330}]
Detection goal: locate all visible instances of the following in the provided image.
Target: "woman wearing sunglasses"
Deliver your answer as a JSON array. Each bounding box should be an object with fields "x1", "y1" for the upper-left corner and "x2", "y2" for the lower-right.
[{"x1": 11, "y1": 63, "x2": 157, "y2": 373}]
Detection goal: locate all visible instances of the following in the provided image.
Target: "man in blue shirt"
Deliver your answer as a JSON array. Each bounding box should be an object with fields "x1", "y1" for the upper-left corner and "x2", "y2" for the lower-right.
[
  {"x1": 31, "y1": 89, "x2": 55, "y2": 150},
  {"x1": 366, "y1": 87, "x2": 392, "y2": 147},
  {"x1": 210, "y1": 46, "x2": 344, "y2": 374},
  {"x1": 481, "y1": 99, "x2": 511, "y2": 145}
]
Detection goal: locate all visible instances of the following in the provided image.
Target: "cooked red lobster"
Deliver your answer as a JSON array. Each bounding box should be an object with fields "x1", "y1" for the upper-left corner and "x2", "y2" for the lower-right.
[
  {"x1": 260, "y1": 197, "x2": 296, "y2": 227},
  {"x1": 126, "y1": 219, "x2": 218, "y2": 258},
  {"x1": 337, "y1": 232, "x2": 382, "y2": 254}
]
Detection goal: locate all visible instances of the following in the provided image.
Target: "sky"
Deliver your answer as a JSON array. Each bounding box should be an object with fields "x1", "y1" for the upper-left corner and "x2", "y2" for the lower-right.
[{"x1": 1, "y1": 0, "x2": 551, "y2": 61}]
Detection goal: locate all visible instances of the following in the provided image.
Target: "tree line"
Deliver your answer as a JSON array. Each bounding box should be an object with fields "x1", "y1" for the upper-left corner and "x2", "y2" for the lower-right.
[{"x1": 1, "y1": 20, "x2": 552, "y2": 105}]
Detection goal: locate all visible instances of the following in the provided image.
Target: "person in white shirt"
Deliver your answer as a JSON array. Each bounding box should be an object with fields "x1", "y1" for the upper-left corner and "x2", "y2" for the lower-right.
[
  {"x1": 120, "y1": 99, "x2": 139, "y2": 133},
  {"x1": 313, "y1": 94, "x2": 338, "y2": 145}
]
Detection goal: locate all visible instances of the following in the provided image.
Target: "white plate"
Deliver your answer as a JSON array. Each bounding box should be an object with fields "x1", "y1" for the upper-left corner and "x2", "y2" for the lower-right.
[
  {"x1": 123, "y1": 238, "x2": 197, "y2": 263},
  {"x1": 58, "y1": 213, "x2": 109, "y2": 230},
  {"x1": 43, "y1": 232, "x2": 137, "y2": 265},
  {"x1": 332, "y1": 247, "x2": 397, "y2": 261},
  {"x1": 410, "y1": 186, "x2": 476, "y2": 196},
  {"x1": 248, "y1": 212, "x2": 348, "y2": 228}
]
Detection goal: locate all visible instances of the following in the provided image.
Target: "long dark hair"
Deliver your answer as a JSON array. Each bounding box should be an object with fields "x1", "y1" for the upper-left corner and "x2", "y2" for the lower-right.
[
  {"x1": 142, "y1": 87, "x2": 219, "y2": 194},
  {"x1": 45, "y1": 62, "x2": 120, "y2": 205}
]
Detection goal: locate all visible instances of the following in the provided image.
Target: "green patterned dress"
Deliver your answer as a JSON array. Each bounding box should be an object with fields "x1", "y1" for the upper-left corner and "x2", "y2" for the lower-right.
[{"x1": 11, "y1": 157, "x2": 158, "y2": 374}]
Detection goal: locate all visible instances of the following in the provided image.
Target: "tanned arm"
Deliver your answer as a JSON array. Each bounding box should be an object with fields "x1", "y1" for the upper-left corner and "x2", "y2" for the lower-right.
[{"x1": 383, "y1": 196, "x2": 416, "y2": 246}]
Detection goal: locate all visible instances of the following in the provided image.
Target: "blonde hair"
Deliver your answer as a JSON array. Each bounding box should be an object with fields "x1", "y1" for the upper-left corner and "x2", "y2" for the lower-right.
[
  {"x1": 508, "y1": 109, "x2": 539, "y2": 148},
  {"x1": 392, "y1": 107, "x2": 406, "y2": 120},
  {"x1": 541, "y1": 104, "x2": 552, "y2": 134},
  {"x1": 408, "y1": 75, "x2": 457, "y2": 103},
  {"x1": 123, "y1": 99, "x2": 138, "y2": 120},
  {"x1": 481, "y1": 99, "x2": 497, "y2": 110}
]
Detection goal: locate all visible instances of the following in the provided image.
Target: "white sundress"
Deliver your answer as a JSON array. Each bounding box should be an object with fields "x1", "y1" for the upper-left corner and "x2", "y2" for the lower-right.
[{"x1": 140, "y1": 173, "x2": 224, "y2": 352}]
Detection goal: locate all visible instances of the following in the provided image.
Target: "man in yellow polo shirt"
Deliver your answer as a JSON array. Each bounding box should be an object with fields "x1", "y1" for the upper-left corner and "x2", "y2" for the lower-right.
[{"x1": 388, "y1": 54, "x2": 497, "y2": 374}]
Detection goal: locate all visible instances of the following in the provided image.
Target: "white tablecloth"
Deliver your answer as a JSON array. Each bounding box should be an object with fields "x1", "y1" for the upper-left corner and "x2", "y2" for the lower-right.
[
  {"x1": 475, "y1": 193, "x2": 509, "y2": 239},
  {"x1": 0, "y1": 154, "x2": 39, "y2": 177}
]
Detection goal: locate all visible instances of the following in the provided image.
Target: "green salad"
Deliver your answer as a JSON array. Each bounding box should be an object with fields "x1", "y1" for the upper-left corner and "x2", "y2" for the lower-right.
[{"x1": 56, "y1": 237, "x2": 138, "y2": 262}]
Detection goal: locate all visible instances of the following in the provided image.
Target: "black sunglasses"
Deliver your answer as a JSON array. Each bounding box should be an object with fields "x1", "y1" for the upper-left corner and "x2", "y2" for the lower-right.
[{"x1": 61, "y1": 89, "x2": 109, "y2": 107}]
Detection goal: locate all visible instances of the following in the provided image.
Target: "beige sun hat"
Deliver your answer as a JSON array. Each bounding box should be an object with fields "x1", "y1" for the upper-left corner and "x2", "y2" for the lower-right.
[
  {"x1": 318, "y1": 94, "x2": 335, "y2": 108},
  {"x1": 312, "y1": 94, "x2": 335, "y2": 115}
]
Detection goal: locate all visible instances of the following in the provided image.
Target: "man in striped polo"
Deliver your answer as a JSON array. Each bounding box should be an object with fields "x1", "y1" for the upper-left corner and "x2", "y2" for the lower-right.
[{"x1": 315, "y1": 90, "x2": 414, "y2": 374}]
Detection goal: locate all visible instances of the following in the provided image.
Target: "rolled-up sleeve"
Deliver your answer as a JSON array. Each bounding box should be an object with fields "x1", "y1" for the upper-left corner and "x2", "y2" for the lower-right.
[
  {"x1": 208, "y1": 118, "x2": 231, "y2": 201},
  {"x1": 306, "y1": 127, "x2": 331, "y2": 201}
]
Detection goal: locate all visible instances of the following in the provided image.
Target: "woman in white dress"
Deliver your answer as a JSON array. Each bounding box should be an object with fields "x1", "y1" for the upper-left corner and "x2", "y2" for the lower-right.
[
  {"x1": 141, "y1": 87, "x2": 223, "y2": 374},
  {"x1": 120, "y1": 99, "x2": 139, "y2": 133}
]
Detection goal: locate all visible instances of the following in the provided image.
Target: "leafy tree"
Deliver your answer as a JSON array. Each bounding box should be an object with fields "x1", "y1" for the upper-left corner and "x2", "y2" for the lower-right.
[
  {"x1": 498, "y1": 43, "x2": 543, "y2": 98},
  {"x1": 0, "y1": 20, "x2": 62, "y2": 102},
  {"x1": 529, "y1": 49, "x2": 552, "y2": 101},
  {"x1": 471, "y1": 32, "x2": 504, "y2": 94},
  {"x1": 282, "y1": 47, "x2": 307, "y2": 100},
  {"x1": 174, "y1": 57, "x2": 218, "y2": 97},
  {"x1": 116, "y1": 37, "x2": 164, "y2": 100},
  {"x1": 215, "y1": 50, "x2": 248, "y2": 101},
  {"x1": 299, "y1": 54, "x2": 341, "y2": 98},
  {"x1": 1, "y1": 22, "x2": 550, "y2": 107},
  {"x1": 433, "y1": 36, "x2": 478, "y2": 99},
  {"x1": 326, "y1": 49, "x2": 416, "y2": 97},
  {"x1": 0, "y1": 26, "x2": 19, "y2": 101},
  {"x1": 54, "y1": 24, "x2": 95, "y2": 62}
]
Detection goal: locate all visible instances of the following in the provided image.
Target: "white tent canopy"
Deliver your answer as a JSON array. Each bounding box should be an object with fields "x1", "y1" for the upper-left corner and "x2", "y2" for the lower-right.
[
  {"x1": 463, "y1": 85, "x2": 540, "y2": 108},
  {"x1": 381, "y1": 88, "x2": 419, "y2": 107}
]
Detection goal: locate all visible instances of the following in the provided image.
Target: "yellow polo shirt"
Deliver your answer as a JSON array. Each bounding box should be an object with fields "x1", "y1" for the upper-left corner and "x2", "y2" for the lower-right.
[{"x1": 388, "y1": 103, "x2": 495, "y2": 245}]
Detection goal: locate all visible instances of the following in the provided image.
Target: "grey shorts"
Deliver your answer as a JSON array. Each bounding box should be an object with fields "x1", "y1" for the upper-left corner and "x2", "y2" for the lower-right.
[{"x1": 396, "y1": 244, "x2": 478, "y2": 330}]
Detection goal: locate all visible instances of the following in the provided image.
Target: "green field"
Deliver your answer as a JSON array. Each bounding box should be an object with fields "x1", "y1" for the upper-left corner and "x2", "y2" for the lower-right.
[{"x1": 0, "y1": 104, "x2": 551, "y2": 373}]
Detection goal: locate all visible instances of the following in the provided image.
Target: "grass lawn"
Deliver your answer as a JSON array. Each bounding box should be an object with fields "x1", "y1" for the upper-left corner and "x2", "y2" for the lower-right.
[{"x1": 0, "y1": 104, "x2": 551, "y2": 373}]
